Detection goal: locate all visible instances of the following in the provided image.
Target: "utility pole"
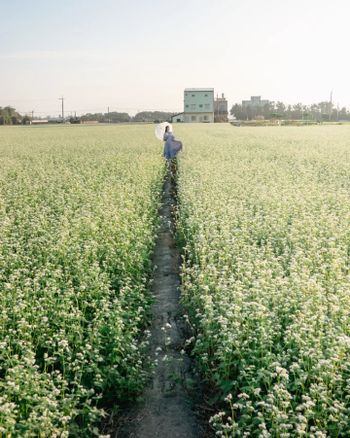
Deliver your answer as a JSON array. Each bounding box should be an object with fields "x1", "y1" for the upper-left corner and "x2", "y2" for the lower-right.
[
  {"x1": 59, "y1": 96, "x2": 65, "y2": 121},
  {"x1": 31, "y1": 110, "x2": 34, "y2": 121}
]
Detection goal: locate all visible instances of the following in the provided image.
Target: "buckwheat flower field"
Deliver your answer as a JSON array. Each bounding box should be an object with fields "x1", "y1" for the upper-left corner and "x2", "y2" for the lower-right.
[
  {"x1": 176, "y1": 124, "x2": 350, "y2": 436},
  {"x1": 2, "y1": 123, "x2": 350, "y2": 437},
  {"x1": 0, "y1": 125, "x2": 163, "y2": 436}
]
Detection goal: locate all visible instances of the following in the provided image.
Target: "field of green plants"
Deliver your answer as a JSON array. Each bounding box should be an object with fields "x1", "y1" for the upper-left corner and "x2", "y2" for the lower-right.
[
  {"x1": 176, "y1": 124, "x2": 350, "y2": 436},
  {"x1": 0, "y1": 125, "x2": 164, "y2": 436},
  {"x1": 2, "y1": 123, "x2": 350, "y2": 437}
]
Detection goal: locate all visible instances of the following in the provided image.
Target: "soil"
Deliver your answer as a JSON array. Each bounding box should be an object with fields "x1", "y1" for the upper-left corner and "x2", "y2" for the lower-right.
[{"x1": 115, "y1": 166, "x2": 210, "y2": 437}]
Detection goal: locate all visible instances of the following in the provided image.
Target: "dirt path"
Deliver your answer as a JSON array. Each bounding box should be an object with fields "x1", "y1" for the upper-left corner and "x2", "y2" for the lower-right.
[{"x1": 116, "y1": 166, "x2": 205, "y2": 437}]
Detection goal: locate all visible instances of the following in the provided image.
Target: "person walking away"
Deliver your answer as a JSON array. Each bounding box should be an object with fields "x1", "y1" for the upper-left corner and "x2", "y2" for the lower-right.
[
  {"x1": 163, "y1": 126, "x2": 183, "y2": 182},
  {"x1": 163, "y1": 126, "x2": 182, "y2": 160}
]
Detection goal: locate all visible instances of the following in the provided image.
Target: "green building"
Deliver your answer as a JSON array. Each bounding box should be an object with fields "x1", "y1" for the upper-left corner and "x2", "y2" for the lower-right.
[{"x1": 183, "y1": 88, "x2": 214, "y2": 123}]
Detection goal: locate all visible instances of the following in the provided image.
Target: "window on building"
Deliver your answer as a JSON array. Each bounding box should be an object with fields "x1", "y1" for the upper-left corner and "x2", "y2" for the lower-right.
[
  {"x1": 192, "y1": 94, "x2": 195, "y2": 97},
  {"x1": 204, "y1": 115, "x2": 208, "y2": 121},
  {"x1": 191, "y1": 115, "x2": 196, "y2": 121},
  {"x1": 185, "y1": 104, "x2": 189, "y2": 108},
  {"x1": 191, "y1": 104, "x2": 196, "y2": 110},
  {"x1": 199, "y1": 104, "x2": 203, "y2": 108},
  {"x1": 204, "y1": 94, "x2": 208, "y2": 97}
]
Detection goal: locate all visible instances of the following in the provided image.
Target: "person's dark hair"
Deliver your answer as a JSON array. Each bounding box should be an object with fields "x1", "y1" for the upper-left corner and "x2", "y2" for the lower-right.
[{"x1": 165, "y1": 125, "x2": 169, "y2": 133}]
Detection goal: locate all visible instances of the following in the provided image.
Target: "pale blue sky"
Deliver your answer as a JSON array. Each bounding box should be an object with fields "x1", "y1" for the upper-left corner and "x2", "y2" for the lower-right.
[{"x1": 1, "y1": 0, "x2": 349, "y2": 116}]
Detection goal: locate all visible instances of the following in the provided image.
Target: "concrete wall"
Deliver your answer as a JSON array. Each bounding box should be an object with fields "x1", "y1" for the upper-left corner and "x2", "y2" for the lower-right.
[{"x1": 183, "y1": 112, "x2": 214, "y2": 123}]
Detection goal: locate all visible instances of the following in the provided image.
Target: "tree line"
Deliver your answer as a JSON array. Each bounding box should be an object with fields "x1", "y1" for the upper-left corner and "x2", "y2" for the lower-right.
[
  {"x1": 3, "y1": 103, "x2": 350, "y2": 125},
  {"x1": 230, "y1": 101, "x2": 350, "y2": 121},
  {"x1": 0, "y1": 106, "x2": 31, "y2": 125},
  {"x1": 80, "y1": 111, "x2": 174, "y2": 123},
  {"x1": 0, "y1": 108, "x2": 175, "y2": 125}
]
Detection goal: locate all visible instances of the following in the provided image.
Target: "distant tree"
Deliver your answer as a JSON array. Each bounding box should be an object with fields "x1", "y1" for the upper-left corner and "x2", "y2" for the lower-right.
[
  {"x1": 0, "y1": 106, "x2": 22, "y2": 125},
  {"x1": 108, "y1": 112, "x2": 130, "y2": 123},
  {"x1": 318, "y1": 101, "x2": 332, "y2": 120},
  {"x1": 133, "y1": 111, "x2": 174, "y2": 123},
  {"x1": 339, "y1": 107, "x2": 349, "y2": 121},
  {"x1": 69, "y1": 116, "x2": 81, "y2": 124},
  {"x1": 80, "y1": 113, "x2": 103, "y2": 122},
  {"x1": 310, "y1": 104, "x2": 320, "y2": 121},
  {"x1": 230, "y1": 104, "x2": 245, "y2": 120},
  {"x1": 80, "y1": 111, "x2": 131, "y2": 123},
  {"x1": 230, "y1": 100, "x2": 350, "y2": 122},
  {"x1": 271, "y1": 112, "x2": 283, "y2": 119},
  {"x1": 276, "y1": 101, "x2": 286, "y2": 117},
  {"x1": 262, "y1": 102, "x2": 275, "y2": 119},
  {"x1": 285, "y1": 105, "x2": 291, "y2": 119},
  {"x1": 292, "y1": 103, "x2": 303, "y2": 119}
]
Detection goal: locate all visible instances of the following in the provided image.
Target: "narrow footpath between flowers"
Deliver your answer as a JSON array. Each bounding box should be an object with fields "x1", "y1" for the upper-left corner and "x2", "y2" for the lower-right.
[{"x1": 115, "y1": 165, "x2": 207, "y2": 438}]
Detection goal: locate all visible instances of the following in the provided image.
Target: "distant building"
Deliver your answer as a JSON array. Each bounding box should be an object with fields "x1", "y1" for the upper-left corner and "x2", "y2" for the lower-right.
[
  {"x1": 31, "y1": 119, "x2": 49, "y2": 124},
  {"x1": 242, "y1": 96, "x2": 270, "y2": 108},
  {"x1": 171, "y1": 112, "x2": 184, "y2": 123},
  {"x1": 183, "y1": 88, "x2": 214, "y2": 123},
  {"x1": 214, "y1": 93, "x2": 228, "y2": 122},
  {"x1": 47, "y1": 117, "x2": 65, "y2": 124}
]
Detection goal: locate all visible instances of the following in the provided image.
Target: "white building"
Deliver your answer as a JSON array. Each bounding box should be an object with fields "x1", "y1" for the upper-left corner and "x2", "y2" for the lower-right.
[{"x1": 171, "y1": 112, "x2": 184, "y2": 123}]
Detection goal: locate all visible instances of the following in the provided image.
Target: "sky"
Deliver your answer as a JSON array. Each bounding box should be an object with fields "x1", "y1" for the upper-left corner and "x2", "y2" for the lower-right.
[{"x1": 1, "y1": 0, "x2": 349, "y2": 116}]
